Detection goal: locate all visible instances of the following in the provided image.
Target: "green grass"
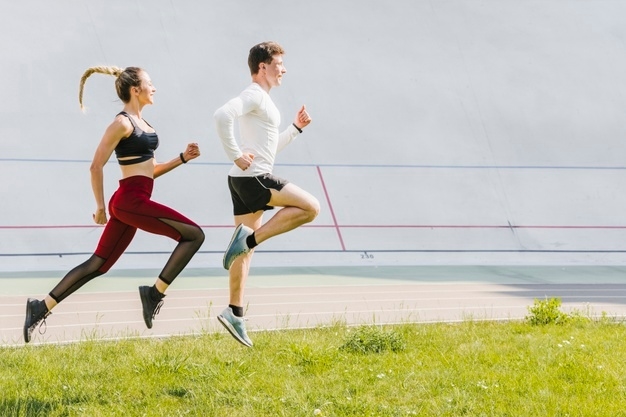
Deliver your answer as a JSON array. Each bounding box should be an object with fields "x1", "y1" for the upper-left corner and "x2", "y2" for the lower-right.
[{"x1": 3, "y1": 304, "x2": 626, "y2": 416}]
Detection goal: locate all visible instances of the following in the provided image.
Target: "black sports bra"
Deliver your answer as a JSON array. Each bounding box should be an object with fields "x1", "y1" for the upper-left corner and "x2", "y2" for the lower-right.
[{"x1": 115, "y1": 111, "x2": 159, "y2": 166}]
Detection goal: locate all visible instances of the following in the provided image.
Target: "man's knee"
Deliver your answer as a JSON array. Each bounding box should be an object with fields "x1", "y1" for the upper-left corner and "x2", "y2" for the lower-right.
[{"x1": 304, "y1": 197, "x2": 320, "y2": 223}]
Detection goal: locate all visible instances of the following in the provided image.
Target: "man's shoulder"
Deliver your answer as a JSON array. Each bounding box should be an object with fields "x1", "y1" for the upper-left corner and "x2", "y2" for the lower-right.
[
  {"x1": 241, "y1": 83, "x2": 264, "y2": 95},
  {"x1": 238, "y1": 83, "x2": 267, "y2": 105}
]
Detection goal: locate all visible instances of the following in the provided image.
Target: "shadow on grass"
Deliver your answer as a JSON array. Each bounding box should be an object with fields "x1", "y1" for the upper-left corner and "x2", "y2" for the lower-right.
[{"x1": 1, "y1": 398, "x2": 58, "y2": 417}]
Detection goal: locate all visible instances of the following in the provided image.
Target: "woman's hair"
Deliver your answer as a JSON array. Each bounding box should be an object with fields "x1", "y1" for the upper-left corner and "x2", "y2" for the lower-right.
[
  {"x1": 78, "y1": 66, "x2": 144, "y2": 111},
  {"x1": 248, "y1": 41, "x2": 285, "y2": 75}
]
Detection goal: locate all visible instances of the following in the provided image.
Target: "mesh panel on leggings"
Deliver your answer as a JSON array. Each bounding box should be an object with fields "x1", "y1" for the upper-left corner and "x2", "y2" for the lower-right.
[
  {"x1": 48, "y1": 255, "x2": 106, "y2": 303},
  {"x1": 48, "y1": 219, "x2": 203, "y2": 301},
  {"x1": 157, "y1": 218, "x2": 205, "y2": 284}
]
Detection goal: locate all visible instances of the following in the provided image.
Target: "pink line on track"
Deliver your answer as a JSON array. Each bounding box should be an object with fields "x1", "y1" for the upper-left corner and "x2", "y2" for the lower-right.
[
  {"x1": 316, "y1": 166, "x2": 346, "y2": 251},
  {"x1": 3, "y1": 225, "x2": 626, "y2": 230},
  {"x1": 325, "y1": 225, "x2": 626, "y2": 229}
]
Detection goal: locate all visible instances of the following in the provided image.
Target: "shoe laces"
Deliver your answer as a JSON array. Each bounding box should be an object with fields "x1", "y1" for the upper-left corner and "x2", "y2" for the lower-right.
[
  {"x1": 38, "y1": 312, "x2": 51, "y2": 335},
  {"x1": 234, "y1": 316, "x2": 249, "y2": 333},
  {"x1": 30, "y1": 311, "x2": 51, "y2": 337},
  {"x1": 152, "y1": 300, "x2": 164, "y2": 319}
]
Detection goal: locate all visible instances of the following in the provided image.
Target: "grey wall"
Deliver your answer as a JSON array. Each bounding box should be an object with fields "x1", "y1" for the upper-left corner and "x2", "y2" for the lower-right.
[{"x1": 2, "y1": 0, "x2": 626, "y2": 272}]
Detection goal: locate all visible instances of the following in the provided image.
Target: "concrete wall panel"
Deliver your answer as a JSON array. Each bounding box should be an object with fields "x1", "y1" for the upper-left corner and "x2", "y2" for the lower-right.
[{"x1": 2, "y1": 1, "x2": 626, "y2": 271}]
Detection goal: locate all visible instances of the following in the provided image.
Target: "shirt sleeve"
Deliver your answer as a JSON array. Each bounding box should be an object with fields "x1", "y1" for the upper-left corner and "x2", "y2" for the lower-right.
[
  {"x1": 214, "y1": 89, "x2": 261, "y2": 161},
  {"x1": 277, "y1": 123, "x2": 300, "y2": 153}
]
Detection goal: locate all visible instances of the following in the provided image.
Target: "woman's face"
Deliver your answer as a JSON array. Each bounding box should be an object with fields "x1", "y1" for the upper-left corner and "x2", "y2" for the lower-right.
[{"x1": 134, "y1": 71, "x2": 156, "y2": 105}]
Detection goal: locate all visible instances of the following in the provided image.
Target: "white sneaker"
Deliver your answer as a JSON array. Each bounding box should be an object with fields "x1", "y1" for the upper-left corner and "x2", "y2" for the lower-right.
[
  {"x1": 223, "y1": 224, "x2": 253, "y2": 270},
  {"x1": 217, "y1": 307, "x2": 253, "y2": 347}
]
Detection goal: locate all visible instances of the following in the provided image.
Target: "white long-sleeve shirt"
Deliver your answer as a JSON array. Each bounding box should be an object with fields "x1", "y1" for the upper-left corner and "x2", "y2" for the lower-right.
[{"x1": 214, "y1": 83, "x2": 300, "y2": 177}]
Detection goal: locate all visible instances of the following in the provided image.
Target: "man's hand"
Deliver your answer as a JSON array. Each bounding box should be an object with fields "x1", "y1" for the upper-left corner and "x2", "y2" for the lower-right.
[
  {"x1": 293, "y1": 105, "x2": 312, "y2": 130},
  {"x1": 235, "y1": 153, "x2": 255, "y2": 171}
]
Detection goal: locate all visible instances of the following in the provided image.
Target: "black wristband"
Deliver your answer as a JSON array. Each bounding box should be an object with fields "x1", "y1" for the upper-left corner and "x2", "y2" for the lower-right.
[
  {"x1": 292, "y1": 123, "x2": 303, "y2": 133},
  {"x1": 179, "y1": 152, "x2": 187, "y2": 164}
]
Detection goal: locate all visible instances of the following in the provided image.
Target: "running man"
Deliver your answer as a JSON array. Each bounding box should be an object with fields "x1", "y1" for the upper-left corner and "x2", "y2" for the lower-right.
[{"x1": 213, "y1": 41, "x2": 320, "y2": 347}]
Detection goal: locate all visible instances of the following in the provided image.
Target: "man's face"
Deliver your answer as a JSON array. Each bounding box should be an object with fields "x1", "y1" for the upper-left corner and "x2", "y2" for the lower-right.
[{"x1": 261, "y1": 55, "x2": 286, "y2": 88}]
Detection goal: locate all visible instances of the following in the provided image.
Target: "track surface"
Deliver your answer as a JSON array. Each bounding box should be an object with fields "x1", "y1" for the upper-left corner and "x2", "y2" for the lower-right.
[{"x1": 2, "y1": 266, "x2": 626, "y2": 346}]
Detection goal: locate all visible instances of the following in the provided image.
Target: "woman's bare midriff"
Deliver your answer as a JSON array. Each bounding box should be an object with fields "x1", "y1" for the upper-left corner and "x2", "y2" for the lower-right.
[{"x1": 118, "y1": 158, "x2": 154, "y2": 179}]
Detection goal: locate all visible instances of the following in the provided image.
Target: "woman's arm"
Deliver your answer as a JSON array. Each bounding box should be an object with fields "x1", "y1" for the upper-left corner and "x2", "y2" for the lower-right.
[
  {"x1": 153, "y1": 142, "x2": 200, "y2": 179},
  {"x1": 90, "y1": 115, "x2": 131, "y2": 224}
]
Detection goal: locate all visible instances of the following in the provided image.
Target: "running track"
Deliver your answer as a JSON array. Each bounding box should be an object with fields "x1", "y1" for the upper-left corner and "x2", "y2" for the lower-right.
[{"x1": 2, "y1": 265, "x2": 626, "y2": 347}]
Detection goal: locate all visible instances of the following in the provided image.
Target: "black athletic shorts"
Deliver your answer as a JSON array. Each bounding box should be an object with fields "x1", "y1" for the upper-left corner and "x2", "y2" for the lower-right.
[{"x1": 228, "y1": 174, "x2": 289, "y2": 215}]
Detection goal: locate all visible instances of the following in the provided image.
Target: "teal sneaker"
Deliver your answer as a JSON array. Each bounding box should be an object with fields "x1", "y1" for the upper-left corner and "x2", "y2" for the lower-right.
[
  {"x1": 217, "y1": 307, "x2": 253, "y2": 347},
  {"x1": 223, "y1": 224, "x2": 253, "y2": 270}
]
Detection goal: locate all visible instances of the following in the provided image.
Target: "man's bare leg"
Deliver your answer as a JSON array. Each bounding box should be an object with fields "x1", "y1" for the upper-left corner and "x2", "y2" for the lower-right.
[
  {"x1": 217, "y1": 211, "x2": 263, "y2": 347},
  {"x1": 252, "y1": 183, "x2": 320, "y2": 245},
  {"x1": 228, "y1": 211, "x2": 264, "y2": 308}
]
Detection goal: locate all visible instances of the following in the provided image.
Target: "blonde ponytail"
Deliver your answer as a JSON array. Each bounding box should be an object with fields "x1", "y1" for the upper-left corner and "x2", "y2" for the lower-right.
[{"x1": 78, "y1": 66, "x2": 125, "y2": 111}]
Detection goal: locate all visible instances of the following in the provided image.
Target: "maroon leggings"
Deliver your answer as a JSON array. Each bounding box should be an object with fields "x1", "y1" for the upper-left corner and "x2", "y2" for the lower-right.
[{"x1": 49, "y1": 175, "x2": 205, "y2": 303}]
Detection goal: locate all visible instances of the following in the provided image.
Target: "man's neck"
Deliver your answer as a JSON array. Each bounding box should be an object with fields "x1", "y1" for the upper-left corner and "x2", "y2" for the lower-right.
[{"x1": 251, "y1": 76, "x2": 271, "y2": 93}]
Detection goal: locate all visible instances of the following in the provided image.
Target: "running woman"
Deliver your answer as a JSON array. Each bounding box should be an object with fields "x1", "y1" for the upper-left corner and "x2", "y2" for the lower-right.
[
  {"x1": 214, "y1": 41, "x2": 320, "y2": 347},
  {"x1": 23, "y1": 66, "x2": 205, "y2": 343}
]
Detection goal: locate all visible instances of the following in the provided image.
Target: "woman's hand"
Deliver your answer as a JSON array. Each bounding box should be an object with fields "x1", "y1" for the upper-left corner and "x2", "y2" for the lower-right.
[
  {"x1": 93, "y1": 208, "x2": 107, "y2": 225},
  {"x1": 182, "y1": 142, "x2": 200, "y2": 162}
]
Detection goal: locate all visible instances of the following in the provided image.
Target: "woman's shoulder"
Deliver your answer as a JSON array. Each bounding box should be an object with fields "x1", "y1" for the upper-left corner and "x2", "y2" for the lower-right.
[{"x1": 108, "y1": 113, "x2": 134, "y2": 138}]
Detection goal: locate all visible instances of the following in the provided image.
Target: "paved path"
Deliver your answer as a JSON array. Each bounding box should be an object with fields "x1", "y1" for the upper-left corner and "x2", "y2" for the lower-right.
[{"x1": 2, "y1": 266, "x2": 626, "y2": 346}]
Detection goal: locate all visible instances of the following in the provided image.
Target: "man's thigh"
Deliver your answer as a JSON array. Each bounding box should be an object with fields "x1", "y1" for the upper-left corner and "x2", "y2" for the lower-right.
[{"x1": 268, "y1": 183, "x2": 319, "y2": 210}]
